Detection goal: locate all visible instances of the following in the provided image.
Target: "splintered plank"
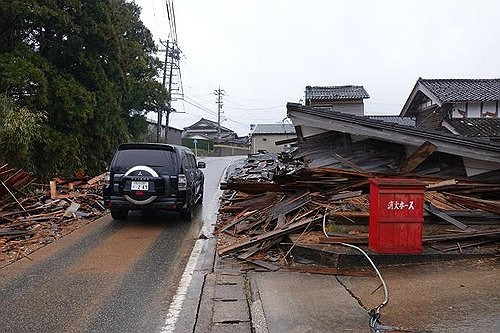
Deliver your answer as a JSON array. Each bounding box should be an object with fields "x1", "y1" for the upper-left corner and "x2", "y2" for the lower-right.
[
  {"x1": 328, "y1": 190, "x2": 363, "y2": 202},
  {"x1": 393, "y1": 140, "x2": 437, "y2": 174},
  {"x1": 220, "y1": 182, "x2": 282, "y2": 193},
  {"x1": 423, "y1": 229, "x2": 500, "y2": 242},
  {"x1": 444, "y1": 193, "x2": 500, "y2": 215},
  {"x1": 220, "y1": 209, "x2": 257, "y2": 233},
  {"x1": 268, "y1": 191, "x2": 310, "y2": 221},
  {"x1": 218, "y1": 216, "x2": 323, "y2": 256}
]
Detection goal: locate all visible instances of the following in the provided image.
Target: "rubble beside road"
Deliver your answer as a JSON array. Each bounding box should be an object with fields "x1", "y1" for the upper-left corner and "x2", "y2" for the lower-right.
[
  {"x1": 215, "y1": 152, "x2": 500, "y2": 272},
  {"x1": 0, "y1": 164, "x2": 107, "y2": 266}
]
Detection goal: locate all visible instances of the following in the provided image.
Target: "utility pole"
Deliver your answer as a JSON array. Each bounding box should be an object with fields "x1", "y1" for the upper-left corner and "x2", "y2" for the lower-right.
[
  {"x1": 158, "y1": 40, "x2": 180, "y2": 143},
  {"x1": 158, "y1": 40, "x2": 169, "y2": 143},
  {"x1": 165, "y1": 43, "x2": 176, "y2": 143},
  {"x1": 214, "y1": 86, "x2": 225, "y2": 138}
]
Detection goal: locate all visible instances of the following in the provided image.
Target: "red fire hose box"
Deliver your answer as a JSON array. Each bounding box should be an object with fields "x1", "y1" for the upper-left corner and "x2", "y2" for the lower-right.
[{"x1": 369, "y1": 178, "x2": 425, "y2": 254}]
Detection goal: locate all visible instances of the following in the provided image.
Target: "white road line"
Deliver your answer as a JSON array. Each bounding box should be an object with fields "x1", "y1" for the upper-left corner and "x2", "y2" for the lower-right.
[
  {"x1": 160, "y1": 157, "x2": 242, "y2": 332},
  {"x1": 160, "y1": 239, "x2": 204, "y2": 333}
]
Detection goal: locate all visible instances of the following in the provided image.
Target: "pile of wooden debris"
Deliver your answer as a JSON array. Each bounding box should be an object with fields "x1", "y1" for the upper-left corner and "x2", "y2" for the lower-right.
[
  {"x1": 215, "y1": 153, "x2": 500, "y2": 273},
  {"x1": 0, "y1": 164, "x2": 107, "y2": 265}
]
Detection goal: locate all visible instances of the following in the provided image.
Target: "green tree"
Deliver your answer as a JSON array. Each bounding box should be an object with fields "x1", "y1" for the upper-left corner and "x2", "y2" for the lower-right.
[
  {"x1": 0, "y1": 0, "x2": 167, "y2": 178},
  {"x1": 0, "y1": 94, "x2": 46, "y2": 169}
]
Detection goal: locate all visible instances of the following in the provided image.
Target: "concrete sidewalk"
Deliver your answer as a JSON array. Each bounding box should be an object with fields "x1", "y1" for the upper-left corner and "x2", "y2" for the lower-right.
[{"x1": 190, "y1": 254, "x2": 500, "y2": 333}]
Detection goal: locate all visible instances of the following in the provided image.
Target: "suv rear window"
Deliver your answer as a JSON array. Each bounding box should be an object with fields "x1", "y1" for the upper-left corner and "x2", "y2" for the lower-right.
[{"x1": 112, "y1": 149, "x2": 178, "y2": 174}]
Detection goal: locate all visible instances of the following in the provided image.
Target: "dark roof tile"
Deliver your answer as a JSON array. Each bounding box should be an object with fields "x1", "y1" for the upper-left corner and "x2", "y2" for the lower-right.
[
  {"x1": 367, "y1": 116, "x2": 416, "y2": 127},
  {"x1": 445, "y1": 118, "x2": 500, "y2": 138},
  {"x1": 419, "y1": 78, "x2": 500, "y2": 103},
  {"x1": 305, "y1": 85, "x2": 370, "y2": 101}
]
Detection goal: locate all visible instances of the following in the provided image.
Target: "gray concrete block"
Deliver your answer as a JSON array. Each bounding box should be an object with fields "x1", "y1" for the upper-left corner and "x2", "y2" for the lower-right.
[
  {"x1": 217, "y1": 273, "x2": 243, "y2": 285},
  {"x1": 212, "y1": 299, "x2": 250, "y2": 323},
  {"x1": 214, "y1": 282, "x2": 246, "y2": 300},
  {"x1": 211, "y1": 322, "x2": 252, "y2": 333}
]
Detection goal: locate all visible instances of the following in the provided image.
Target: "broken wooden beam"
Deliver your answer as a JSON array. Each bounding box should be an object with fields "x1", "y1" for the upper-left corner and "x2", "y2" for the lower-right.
[
  {"x1": 443, "y1": 193, "x2": 500, "y2": 215},
  {"x1": 393, "y1": 140, "x2": 437, "y2": 175}
]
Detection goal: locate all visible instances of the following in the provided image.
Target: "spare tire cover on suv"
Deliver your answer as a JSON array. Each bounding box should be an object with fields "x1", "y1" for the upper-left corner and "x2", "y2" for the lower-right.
[{"x1": 123, "y1": 165, "x2": 158, "y2": 205}]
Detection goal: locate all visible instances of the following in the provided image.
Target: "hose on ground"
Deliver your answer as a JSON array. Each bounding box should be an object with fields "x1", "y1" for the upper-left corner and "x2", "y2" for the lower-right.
[{"x1": 322, "y1": 212, "x2": 394, "y2": 332}]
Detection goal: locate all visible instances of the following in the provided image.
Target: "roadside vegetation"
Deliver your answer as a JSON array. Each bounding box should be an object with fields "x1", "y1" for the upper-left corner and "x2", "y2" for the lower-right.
[{"x1": 0, "y1": 0, "x2": 168, "y2": 179}]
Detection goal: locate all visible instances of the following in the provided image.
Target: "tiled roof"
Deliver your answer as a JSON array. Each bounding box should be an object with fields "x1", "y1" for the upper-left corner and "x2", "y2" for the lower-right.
[
  {"x1": 184, "y1": 118, "x2": 232, "y2": 132},
  {"x1": 305, "y1": 85, "x2": 370, "y2": 101},
  {"x1": 445, "y1": 118, "x2": 500, "y2": 138},
  {"x1": 252, "y1": 124, "x2": 296, "y2": 135},
  {"x1": 367, "y1": 116, "x2": 416, "y2": 127},
  {"x1": 419, "y1": 78, "x2": 500, "y2": 103},
  {"x1": 287, "y1": 102, "x2": 500, "y2": 152}
]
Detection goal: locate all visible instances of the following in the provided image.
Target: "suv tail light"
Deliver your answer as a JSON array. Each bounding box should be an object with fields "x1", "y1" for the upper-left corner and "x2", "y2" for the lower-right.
[{"x1": 178, "y1": 174, "x2": 187, "y2": 191}]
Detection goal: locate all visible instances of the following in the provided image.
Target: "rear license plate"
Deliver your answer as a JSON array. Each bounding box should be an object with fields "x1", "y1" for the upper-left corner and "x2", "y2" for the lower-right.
[{"x1": 131, "y1": 181, "x2": 149, "y2": 191}]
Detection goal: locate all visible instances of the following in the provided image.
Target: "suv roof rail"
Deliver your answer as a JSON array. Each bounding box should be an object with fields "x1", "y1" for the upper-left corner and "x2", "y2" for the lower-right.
[{"x1": 118, "y1": 143, "x2": 176, "y2": 151}]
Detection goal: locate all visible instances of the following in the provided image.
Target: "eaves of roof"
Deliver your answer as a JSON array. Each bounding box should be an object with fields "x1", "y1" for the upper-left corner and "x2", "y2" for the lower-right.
[{"x1": 287, "y1": 103, "x2": 500, "y2": 160}]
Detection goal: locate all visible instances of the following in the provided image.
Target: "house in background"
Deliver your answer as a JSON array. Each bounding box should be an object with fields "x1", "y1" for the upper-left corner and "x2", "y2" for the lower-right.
[
  {"x1": 251, "y1": 124, "x2": 296, "y2": 154},
  {"x1": 183, "y1": 118, "x2": 249, "y2": 156},
  {"x1": 183, "y1": 118, "x2": 236, "y2": 140},
  {"x1": 182, "y1": 135, "x2": 213, "y2": 156},
  {"x1": 400, "y1": 78, "x2": 500, "y2": 136},
  {"x1": 305, "y1": 85, "x2": 370, "y2": 116}
]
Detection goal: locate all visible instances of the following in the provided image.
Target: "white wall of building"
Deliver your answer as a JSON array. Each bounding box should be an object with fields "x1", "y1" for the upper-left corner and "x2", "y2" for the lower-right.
[
  {"x1": 251, "y1": 134, "x2": 296, "y2": 154},
  {"x1": 452, "y1": 102, "x2": 497, "y2": 118}
]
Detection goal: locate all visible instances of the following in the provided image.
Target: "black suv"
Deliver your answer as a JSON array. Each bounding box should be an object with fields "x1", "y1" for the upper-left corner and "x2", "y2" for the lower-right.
[{"x1": 102, "y1": 143, "x2": 205, "y2": 220}]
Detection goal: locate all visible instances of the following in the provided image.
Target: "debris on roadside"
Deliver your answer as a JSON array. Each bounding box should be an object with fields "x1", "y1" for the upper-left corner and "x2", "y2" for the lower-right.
[
  {"x1": 215, "y1": 152, "x2": 500, "y2": 272},
  {"x1": 0, "y1": 165, "x2": 107, "y2": 265}
]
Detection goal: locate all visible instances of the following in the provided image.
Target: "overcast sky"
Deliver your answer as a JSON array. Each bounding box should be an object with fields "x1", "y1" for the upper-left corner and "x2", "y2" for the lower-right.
[{"x1": 134, "y1": 0, "x2": 500, "y2": 136}]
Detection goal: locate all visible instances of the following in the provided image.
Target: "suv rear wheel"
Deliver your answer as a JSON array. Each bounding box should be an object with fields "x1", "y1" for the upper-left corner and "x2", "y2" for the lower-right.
[{"x1": 111, "y1": 208, "x2": 128, "y2": 220}]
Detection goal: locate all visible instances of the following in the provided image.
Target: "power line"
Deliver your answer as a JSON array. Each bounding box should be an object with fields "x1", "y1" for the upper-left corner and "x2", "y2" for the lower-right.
[
  {"x1": 223, "y1": 104, "x2": 285, "y2": 111},
  {"x1": 183, "y1": 95, "x2": 248, "y2": 127}
]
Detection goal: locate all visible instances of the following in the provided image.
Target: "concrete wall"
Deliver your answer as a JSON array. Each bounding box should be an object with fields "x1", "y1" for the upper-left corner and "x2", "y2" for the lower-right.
[
  {"x1": 251, "y1": 134, "x2": 296, "y2": 154},
  {"x1": 212, "y1": 144, "x2": 250, "y2": 157},
  {"x1": 167, "y1": 128, "x2": 182, "y2": 145},
  {"x1": 311, "y1": 99, "x2": 365, "y2": 116}
]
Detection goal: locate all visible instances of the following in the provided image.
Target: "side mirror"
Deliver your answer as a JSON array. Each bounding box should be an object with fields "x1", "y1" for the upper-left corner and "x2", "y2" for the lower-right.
[{"x1": 197, "y1": 161, "x2": 206, "y2": 169}]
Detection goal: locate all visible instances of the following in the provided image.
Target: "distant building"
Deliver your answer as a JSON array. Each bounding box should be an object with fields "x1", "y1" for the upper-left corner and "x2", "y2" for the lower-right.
[
  {"x1": 305, "y1": 85, "x2": 370, "y2": 116},
  {"x1": 183, "y1": 118, "x2": 236, "y2": 140},
  {"x1": 183, "y1": 118, "x2": 250, "y2": 156},
  {"x1": 182, "y1": 135, "x2": 213, "y2": 156},
  {"x1": 400, "y1": 78, "x2": 500, "y2": 134},
  {"x1": 251, "y1": 124, "x2": 296, "y2": 154}
]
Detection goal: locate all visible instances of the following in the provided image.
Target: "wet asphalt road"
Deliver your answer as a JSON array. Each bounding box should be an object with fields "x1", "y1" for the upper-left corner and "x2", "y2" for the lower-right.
[{"x1": 0, "y1": 156, "x2": 239, "y2": 333}]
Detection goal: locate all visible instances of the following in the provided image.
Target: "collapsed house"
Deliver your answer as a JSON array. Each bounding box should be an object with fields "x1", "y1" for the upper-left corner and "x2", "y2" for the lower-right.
[
  {"x1": 290, "y1": 78, "x2": 500, "y2": 179},
  {"x1": 215, "y1": 81, "x2": 500, "y2": 272},
  {"x1": 287, "y1": 102, "x2": 500, "y2": 180}
]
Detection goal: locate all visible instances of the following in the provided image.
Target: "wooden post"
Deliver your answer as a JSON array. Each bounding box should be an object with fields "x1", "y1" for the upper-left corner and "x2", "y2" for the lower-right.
[{"x1": 50, "y1": 181, "x2": 58, "y2": 199}]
